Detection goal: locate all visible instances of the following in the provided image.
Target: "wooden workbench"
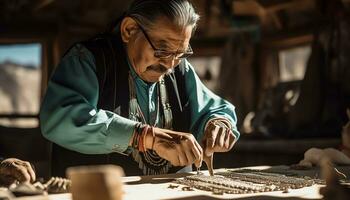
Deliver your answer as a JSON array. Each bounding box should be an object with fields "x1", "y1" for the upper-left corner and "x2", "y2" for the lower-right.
[{"x1": 14, "y1": 165, "x2": 350, "y2": 200}]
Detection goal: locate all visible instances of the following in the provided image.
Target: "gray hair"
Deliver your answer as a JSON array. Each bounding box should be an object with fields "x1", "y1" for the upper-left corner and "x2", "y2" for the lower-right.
[{"x1": 126, "y1": 0, "x2": 200, "y2": 32}]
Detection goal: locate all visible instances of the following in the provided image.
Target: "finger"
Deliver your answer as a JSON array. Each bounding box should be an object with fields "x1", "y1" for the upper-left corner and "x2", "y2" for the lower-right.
[
  {"x1": 181, "y1": 139, "x2": 197, "y2": 166},
  {"x1": 191, "y1": 139, "x2": 202, "y2": 161},
  {"x1": 62, "y1": 179, "x2": 68, "y2": 190},
  {"x1": 218, "y1": 127, "x2": 226, "y2": 148},
  {"x1": 203, "y1": 154, "x2": 214, "y2": 176},
  {"x1": 191, "y1": 139, "x2": 203, "y2": 168},
  {"x1": 44, "y1": 177, "x2": 54, "y2": 188},
  {"x1": 52, "y1": 177, "x2": 60, "y2": 186},
  {"x1": 193, "y1": 146, "x2": 203, "y2": 169},
  {"x1": 205, "y1": 126, "x2": 219, "y2": 156},
  {"x1": 194, "y1": 156, "x2": 202, "y2": 168},
  {"x1": 23, "y1": 161, "x2": 36, "y2": 182},
  {"x1": 11, "y1": 163, "x2": 31, "y2": 183},
  {"x1": 179, "y1": 135, "x2": 202, "y2": 165},
  {"x1": 176, "y1": 143, "x2": 188, "y2": 166},
  {"x1": 195, "y1": 139, "x2": 203, "y2": 154},
  {"x1": 207, "y1": 125, "x2": 219, "y2": 149},
  {"x1": 156, "y1": 131, "x2": 173, "y2": 141},
  {"x1": 192, "y1": 148, "x2": 202, "y2": 167},
  {"x1": 58, "y1": 177, "x2": 64, "y2": 188},
  {"x1": 216, "y1": 132, "x2": 236, "y2": 152},
  {"x1": 228, "y1": 131, "x2": 237, "y2": 150},
  {"x1": 224, "y1": 129, "x2": 231, "y2": 149},
  {"x1": 205, "y1": 140, "x2": 214, "y2": 157}
]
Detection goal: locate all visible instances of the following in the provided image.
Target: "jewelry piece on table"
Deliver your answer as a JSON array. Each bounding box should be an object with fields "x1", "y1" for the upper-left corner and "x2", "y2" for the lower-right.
[
  {"x1": 182, "y1": 186, "x2": 194, "y2": 191},
  {"x1": 174, "y1": 169, "x2": 316, "y2": 194},
  {"x1": 168, "y1": 184, "x2": 179, "y2": 189},
  {"x1": 196, "y1": 167, "x2": 203, "y2": 175}
]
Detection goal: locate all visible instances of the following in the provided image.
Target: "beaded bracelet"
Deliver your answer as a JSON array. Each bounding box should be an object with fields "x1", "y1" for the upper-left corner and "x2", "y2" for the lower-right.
[
  {"x1": 139, "y1": 125, "x2": 149, "y2": 152},
  {"x1": 132, "y1": 123, "x2": 144, "y2": 150},
  {"x1": 150, "y1": 126, "x2": 155, "y2": 150},
  {"x1": 132, "y1": 124, "x2": 156, "y2": 152}
]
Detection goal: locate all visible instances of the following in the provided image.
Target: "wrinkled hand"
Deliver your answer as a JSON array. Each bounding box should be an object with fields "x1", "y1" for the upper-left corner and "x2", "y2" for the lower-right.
[
  {"x1": 145, "y1": 127, "x2": 203, "y2": 168},
  {"x1": 202, "y1": 120, "x2": 236, "y2": 157},
  {"x1": 201, "y1": 120, "x2": 236, "y2": 175},
  {"x1": 0, "y1": 158, "x2": 36, "y2": 187}
]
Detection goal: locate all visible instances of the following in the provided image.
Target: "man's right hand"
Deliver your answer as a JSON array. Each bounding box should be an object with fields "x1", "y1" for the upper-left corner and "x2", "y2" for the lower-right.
[
  {"x1": 0, "y1": 158, "x2": 36, "y2": 187},
  {"x1": 144, "y1": 127, "x2": 203, "y2": 168}
]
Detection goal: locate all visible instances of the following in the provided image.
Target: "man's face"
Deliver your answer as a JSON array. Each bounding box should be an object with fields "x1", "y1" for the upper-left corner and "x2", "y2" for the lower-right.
[{"x1": 122, "y1": 17, "x2": 193, "y2": 83}]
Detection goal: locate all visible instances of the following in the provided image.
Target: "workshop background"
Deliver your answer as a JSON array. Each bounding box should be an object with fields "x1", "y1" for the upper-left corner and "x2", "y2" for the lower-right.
[{"x1": 0, "y1": 0, "x2": 349, "y2": 179}]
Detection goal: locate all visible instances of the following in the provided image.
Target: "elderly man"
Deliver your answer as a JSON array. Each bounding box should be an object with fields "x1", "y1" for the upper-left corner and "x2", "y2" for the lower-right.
[
  {"x1": 40, "y1": 0, "x2": 239, "y2": 176},
  {"x1": 0, "y1": 158, "x2": 36, "y2": 187}
]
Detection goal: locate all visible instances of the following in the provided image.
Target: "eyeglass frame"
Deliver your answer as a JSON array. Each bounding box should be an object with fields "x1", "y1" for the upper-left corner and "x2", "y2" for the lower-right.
[{"x1": 136, "y1": 22, "x2": 193, "y2": 60}]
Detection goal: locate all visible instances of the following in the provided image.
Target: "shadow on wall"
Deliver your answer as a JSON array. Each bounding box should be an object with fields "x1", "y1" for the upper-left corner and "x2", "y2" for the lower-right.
[{"x1": 0, "y1": 126, "x2": 51, "y2": 179}]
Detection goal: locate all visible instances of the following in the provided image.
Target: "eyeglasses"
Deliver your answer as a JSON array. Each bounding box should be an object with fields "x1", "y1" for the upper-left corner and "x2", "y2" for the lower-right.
[{"x1": 137, "y1": 24, "x2": 193, "y2": 60}]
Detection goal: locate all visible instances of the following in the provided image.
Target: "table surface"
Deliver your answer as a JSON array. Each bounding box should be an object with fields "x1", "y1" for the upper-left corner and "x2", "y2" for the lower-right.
[{"x1": 14, "y1": 165, "x2": 350, "y2": 200}]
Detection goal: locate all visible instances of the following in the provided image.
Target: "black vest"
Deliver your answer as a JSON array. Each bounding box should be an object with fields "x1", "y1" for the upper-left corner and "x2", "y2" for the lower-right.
[{"x1": 51, "y1": 32, "x2": 191, "y2": 177}]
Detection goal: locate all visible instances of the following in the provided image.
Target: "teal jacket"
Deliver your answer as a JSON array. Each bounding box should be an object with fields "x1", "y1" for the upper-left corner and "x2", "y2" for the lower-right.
[{"x1": 39, "y1": 43, "x2": 239, "y2": 155}]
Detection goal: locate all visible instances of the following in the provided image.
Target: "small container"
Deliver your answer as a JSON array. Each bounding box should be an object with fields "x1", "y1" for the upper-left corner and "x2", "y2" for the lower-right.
[{"x1": 67, "y1": 165, "x2": 124, "y2": 200}]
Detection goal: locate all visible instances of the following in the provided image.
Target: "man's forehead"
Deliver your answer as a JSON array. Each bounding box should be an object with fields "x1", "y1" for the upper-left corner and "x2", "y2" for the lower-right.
[
  {"x1": 156, "y1": 38, "x2": 186, "y2": 49},
  {"x1": 149, "y1": 21, "x2": 193, "y2": 50}
]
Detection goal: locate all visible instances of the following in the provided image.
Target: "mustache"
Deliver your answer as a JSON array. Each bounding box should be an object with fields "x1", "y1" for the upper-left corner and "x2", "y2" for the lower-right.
[{"x1": 147, "y1": 65, "x2": 173, "y2": 74}]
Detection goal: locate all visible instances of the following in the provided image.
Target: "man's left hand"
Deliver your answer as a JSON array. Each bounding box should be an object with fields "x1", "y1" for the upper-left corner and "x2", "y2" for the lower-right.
[{"x1": 202, "y1": 120, "x2": 236, "y2": 157}]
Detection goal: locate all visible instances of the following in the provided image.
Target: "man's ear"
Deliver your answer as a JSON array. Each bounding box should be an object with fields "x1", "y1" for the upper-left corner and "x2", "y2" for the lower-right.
[{"x1": 120, "y1": 17, "x2": 139, "y2": 43}]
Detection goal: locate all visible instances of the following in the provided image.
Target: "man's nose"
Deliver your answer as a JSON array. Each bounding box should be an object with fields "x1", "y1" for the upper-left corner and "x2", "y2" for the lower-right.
[{"x1": 159, "y1": 57, "x2": 181, "y2": 69}]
